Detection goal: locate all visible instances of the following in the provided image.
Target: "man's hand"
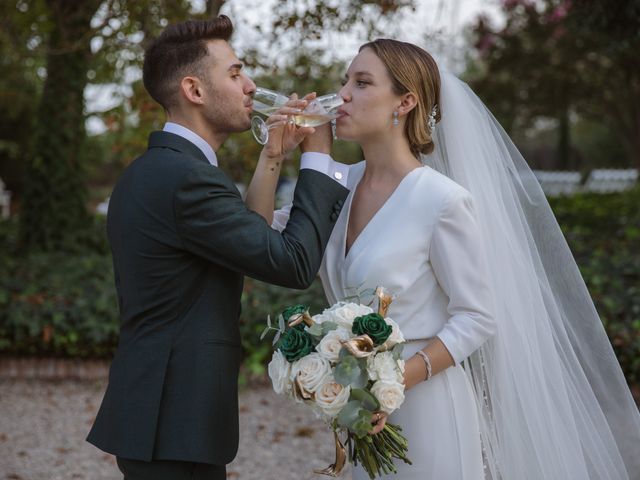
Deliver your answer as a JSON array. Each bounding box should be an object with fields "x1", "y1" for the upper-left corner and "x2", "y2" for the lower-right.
[{"x1": 263, "y1": 93, "x2": 317, "y2": 159}]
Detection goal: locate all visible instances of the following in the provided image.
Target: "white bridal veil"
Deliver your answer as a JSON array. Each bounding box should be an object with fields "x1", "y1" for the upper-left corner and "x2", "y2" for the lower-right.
[{"x1": 422, "y1": 71, "x2": 640, "y2": 479}]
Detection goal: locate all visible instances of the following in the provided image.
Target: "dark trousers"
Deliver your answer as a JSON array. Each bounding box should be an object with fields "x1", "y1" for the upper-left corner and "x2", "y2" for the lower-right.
[{"x1": 116, "y1": 457, "x2": 226, "y2": 480}]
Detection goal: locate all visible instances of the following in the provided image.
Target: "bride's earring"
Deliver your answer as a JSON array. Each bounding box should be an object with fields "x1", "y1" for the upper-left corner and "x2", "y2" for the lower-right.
[{"x1": 392, "y1": 111, "x2": 399, "y2": 126}]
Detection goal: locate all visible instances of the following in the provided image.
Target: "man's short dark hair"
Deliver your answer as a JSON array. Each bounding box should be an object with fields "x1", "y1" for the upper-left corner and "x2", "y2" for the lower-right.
[{"x1": 142, "y1": 16, "x2": 234, "y2": 111}]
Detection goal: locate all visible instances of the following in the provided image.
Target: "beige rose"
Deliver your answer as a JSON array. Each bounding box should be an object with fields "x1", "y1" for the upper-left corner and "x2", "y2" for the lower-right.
[
  {"x1": 370, "y1": 381, "x2": 405, "y2": 414},
  {"x1": 291, "y1": 353, "x2": 331, "y2": 399},
  {"x1": 315, "y1": 379, "x2": 351, "y2": 417},
  {"x1": 316, "y1": 327, "x2": 351, "y2": 363}
]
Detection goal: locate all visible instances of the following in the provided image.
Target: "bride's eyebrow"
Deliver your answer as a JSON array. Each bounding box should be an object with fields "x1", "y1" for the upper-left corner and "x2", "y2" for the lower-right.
[{"x1": 344, "y1": 71, "x2": 374, "y2": 80}]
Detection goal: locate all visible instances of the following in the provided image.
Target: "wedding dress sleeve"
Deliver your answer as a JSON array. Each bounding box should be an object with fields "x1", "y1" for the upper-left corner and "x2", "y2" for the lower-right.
[
  {"x1": 271, "y1": 203, "x2": 292, "y2": 232},
  {"x1": 430, "y1": 188, "x2": 496, "y2": 365}
]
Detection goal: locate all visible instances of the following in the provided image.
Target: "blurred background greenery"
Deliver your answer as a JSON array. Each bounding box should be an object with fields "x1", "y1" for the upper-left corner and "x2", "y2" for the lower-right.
[{"x1": 0, "y1": 0, "x2": 638, "y2": 396}]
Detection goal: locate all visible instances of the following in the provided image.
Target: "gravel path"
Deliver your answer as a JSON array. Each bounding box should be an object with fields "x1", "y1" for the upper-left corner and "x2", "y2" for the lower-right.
[{"x1": 0, "y1": 379, "x2": 353, "y2": 480}]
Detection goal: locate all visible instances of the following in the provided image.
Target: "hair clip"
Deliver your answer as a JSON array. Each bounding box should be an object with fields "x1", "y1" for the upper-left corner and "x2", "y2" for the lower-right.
[{"x1": 427, "y1": 105, "x2": 437, "y2": 132}]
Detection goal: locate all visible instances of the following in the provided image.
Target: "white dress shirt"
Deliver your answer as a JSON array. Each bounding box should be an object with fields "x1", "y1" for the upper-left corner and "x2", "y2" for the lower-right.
[{"x1": 163, "y1": 122, "x2": 218, "y2": 166}]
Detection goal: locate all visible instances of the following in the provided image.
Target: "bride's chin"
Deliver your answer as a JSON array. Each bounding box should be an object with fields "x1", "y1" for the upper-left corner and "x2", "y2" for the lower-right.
[{"x1": 335, "y1": 126, "x2": 355, "y2": 142}]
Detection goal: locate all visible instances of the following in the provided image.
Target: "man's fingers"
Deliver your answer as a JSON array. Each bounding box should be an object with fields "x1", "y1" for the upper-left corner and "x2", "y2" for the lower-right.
[
  {"x1": 274, "y1": 106, "x2": 303, "y2": 116},
  {"x1": 266, "y1": 115, "x2": 289, "y2": 126}
]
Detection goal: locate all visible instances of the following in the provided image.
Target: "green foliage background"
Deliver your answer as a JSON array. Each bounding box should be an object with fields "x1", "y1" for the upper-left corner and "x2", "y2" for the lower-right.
[{"x1": 1, "y1": 187, "x2": 638, "y2": 390}]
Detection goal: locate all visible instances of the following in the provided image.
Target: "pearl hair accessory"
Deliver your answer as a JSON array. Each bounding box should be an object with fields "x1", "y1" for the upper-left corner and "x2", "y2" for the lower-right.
[{"x1": 427, "y1": 105, "x2": 438, "y2": 132}]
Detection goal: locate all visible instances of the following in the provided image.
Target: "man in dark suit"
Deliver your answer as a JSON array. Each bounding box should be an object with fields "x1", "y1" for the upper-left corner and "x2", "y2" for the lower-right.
[{"x1": 87, "y1": 15, "x2": 349, "y2": 480}]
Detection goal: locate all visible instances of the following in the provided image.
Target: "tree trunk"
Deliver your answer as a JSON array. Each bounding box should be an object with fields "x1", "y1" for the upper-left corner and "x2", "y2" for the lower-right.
[
  {"x1": 19, "y1": 0, "x2": 102, "y2": 252},
  {"x1": 557, "y1": 104, "x2": 571, "y2": 170},
  {"x1": 208, "y1": 0, "x2": 225, "y2": 16}
]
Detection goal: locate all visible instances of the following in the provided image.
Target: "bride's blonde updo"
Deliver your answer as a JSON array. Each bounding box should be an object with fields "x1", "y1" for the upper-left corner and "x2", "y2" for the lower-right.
[{"x1": 359, "y1": 39, "x2": 441, "y2": 157}]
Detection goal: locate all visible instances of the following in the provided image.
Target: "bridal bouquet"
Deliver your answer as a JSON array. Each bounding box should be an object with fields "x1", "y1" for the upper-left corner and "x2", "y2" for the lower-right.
[{"x1": 262, "y1": 287, "x2": 412, "y2": 479}]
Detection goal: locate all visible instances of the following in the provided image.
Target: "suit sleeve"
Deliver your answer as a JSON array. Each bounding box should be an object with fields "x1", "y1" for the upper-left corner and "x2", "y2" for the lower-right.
[
  {"x1": 174, "y1": 163, "x2": 348, "y2": 289},
  {"x1": 431, "y1": 189, "x2": 496, "y2": 365}
]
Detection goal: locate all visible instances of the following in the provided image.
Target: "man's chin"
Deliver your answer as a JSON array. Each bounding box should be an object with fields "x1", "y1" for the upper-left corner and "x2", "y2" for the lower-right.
[{"x1": 236, "y1": 118, "x2": 252, "y2": 133}]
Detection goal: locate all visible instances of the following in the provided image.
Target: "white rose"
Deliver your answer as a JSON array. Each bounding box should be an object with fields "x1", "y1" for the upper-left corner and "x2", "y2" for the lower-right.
[
  {"x1": 380, "y1": 317, "x2": 405, "y2": 349},
  {"x1": 315, "y1": 379, "x2": 351, "y2": 418},
  {"x1": 316, "y1": 327, "x2": 351, "y2": 363},
  {"x1": 312, "y1": 313, "x2": 329, "y2": 324},
  {"x1": 291, "y1": 353, "x2": 332, "y2": 397},
  {"x1": 367, "y1": 351, "x2": 404, "y2": 384},
  {"x1": 268, "y1": 350, "x2": 292, "y2": 395},
  {"x1": 322, "y1": 302, "x2": 374, "y2": 329},
  {"x1": 370, "y1": 381, "x2": 405, "y2": 414}
]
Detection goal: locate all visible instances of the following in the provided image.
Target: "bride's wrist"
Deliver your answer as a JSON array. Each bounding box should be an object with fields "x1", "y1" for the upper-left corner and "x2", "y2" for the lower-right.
[
  {"x1": 404, "y1": 355, "x2": 428, "y2": 390},
  {"x1": 259, "y1": 150, "x2": 284, "y2": 173}
]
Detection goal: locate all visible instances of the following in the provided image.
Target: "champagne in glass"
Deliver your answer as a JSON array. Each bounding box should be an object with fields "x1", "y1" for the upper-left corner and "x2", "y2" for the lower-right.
[
  {"x1": 250, "y1": 89, "x2": 344, "y2": 144},
  {"x1": 251, "y1": 87, "x2": 290, "y2": 145},
  {"x1": 292, "y1": 93, "x2": 343, "y2": 127}
]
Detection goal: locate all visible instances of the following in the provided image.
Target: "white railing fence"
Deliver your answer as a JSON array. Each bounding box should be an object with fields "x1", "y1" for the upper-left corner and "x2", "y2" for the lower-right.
[{"x1": 533, "y1": 169, "x2": 638, "y2": 197}]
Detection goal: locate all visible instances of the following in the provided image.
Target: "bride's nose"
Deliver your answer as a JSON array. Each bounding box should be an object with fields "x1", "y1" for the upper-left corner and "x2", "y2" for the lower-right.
[{"x1": 338, "y1": 86, "x2": 350, "y2": 103}]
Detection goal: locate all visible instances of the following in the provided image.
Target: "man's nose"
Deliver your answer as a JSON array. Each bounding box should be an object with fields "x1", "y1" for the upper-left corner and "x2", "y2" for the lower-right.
[{"x1": 245, "y1": 76, "x2": 257, "y2": 96}]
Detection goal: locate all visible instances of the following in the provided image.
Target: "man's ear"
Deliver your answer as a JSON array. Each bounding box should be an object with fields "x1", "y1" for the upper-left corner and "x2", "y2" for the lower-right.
[
  {"x1": 179, "y1": 76, "x2": 205, "y2": 105},
  {"x1": 398, "y1": 92, "x2": 418, "y2": 117}
]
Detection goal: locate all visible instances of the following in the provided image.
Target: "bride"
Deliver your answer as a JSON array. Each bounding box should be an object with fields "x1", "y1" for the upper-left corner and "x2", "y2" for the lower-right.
[{"x1": 247, "y1": 39, "x2": 640, "y2": 479}]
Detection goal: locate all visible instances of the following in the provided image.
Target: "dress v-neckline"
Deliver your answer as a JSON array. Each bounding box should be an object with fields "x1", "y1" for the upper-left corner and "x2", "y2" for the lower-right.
[{"x1": 343, "y1": 166, "x2": 426, "y2": 260}]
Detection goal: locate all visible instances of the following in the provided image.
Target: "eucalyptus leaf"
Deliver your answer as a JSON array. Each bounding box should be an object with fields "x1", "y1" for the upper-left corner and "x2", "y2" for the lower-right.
[
  {"x1": 259, "y1": 325, "x2": 270, "y2": 341},
  {"x1": 272, "y1": 330, "x2": 281, "y2": 346},
  {"x1": 337, "y1": 404, "x2": 375, "y2": 439},
  {"x1": 278, "y1": 314, "x2": 285, "y2": 332},
  {"x1": 392, "y1": 343, "x2": 405, "y2": 361},
  {"x1": 352, "y1": 409, "x2": 375, "y2": 438},
  {"x1": 334, "y1": 355, "x2": 368, "y2": 388},
  {"x1": 338, "y1": 347, "x2": 351, "y2": 361},
  {"x1": 321, "y1": 321, "x2": 339, "y2": 334},
  {"x1": 267, "y1": 314, "x2": 272, "y2": 329},
  {"x1": 307, "y1": 323, "x2": 323, "y2": 337},
  {"x1": 337, "y1": 400, "x2": 365, "y2": 429},
  {"x1": 350, "y1": 388, "x2": 380, "y2": 411}
]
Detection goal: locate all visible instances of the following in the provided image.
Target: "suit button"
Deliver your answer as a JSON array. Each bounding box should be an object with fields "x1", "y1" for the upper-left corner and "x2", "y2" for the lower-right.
[
  {"x1": 337, "y1": 199, "x2": 344, "y2": 207},
  {"x1": 334, "y1": 171, "x2": 343, "y2": 180},
  {"x1": 330, "y1": 212, "x2": 338, "y2": 221}
]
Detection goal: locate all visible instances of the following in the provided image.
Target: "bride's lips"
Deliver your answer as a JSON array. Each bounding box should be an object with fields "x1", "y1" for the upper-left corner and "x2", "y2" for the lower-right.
[{"x1": 336, "y1": 108, "x2": 348, "y2": 120}]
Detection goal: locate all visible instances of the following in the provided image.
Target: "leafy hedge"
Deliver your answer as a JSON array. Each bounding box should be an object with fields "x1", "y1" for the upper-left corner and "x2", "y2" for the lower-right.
[
  {"x1": 0, "y1": 187, "x2": 638, "y2": 387},
  {"x1": 548, "y1": 187, "x2": 640, "y2": 387}
]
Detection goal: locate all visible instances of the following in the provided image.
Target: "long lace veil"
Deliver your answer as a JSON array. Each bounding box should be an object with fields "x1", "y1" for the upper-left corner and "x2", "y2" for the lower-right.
[{"x1": 421, "y1": 71, "x2": 640, "y2": 479}]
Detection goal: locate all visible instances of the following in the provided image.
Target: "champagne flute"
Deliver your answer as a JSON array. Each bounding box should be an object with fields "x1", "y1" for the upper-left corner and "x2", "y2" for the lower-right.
[
  {"x1": 251, "y1": 87, "x2": 291, "y2": 145},
  {"x1": 291, "y1": 93, "x2": 343, "y2": 127},
  {"x1": 251, "y1": 88, "x2": 344, "y2": 144}
]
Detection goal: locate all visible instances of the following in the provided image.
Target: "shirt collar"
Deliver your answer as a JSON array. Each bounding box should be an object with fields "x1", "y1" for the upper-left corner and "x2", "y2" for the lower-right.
[{"x1": 162, "y1": 122, "x2": 218, "y2": 167}]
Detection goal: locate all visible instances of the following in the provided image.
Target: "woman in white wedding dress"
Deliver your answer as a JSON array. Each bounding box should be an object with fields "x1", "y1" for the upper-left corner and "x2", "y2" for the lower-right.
[{"x1": 247, "y1": 39, "x2": 640, "y2": 479}]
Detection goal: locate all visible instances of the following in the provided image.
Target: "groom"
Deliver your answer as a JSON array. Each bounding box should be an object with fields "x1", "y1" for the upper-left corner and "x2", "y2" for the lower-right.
[{"x1": 87, "y1": 15, "x2": 349, "y2": 480}]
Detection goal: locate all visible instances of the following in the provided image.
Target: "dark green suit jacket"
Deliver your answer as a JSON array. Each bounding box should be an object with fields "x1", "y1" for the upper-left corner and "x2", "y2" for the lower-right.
[{"x1": 87, "y1": 131, "x2": 348, "y2": 465}]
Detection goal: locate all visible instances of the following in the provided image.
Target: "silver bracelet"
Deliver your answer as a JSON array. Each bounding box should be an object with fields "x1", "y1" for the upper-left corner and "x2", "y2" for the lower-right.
[{"x1": 415, "y1": 350, "x2": 432, "y2": 381}]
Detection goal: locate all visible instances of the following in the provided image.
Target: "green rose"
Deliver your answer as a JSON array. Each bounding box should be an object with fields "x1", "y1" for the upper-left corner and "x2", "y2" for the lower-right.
[
  {"x1": 352, "y1": 313, "x2": 392, "y2": 346},
  {"x1": 282, "y1": 304, "x2": 309, "y2": 331},
  {"x1": 278, "y1": 327, "x2": 314, "y2": 362}
]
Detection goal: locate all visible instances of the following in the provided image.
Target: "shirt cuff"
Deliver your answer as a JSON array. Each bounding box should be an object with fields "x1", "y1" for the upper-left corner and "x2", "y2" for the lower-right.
[{"x1": 300, "y1": 152, "x2": 349, "y2": 189}]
